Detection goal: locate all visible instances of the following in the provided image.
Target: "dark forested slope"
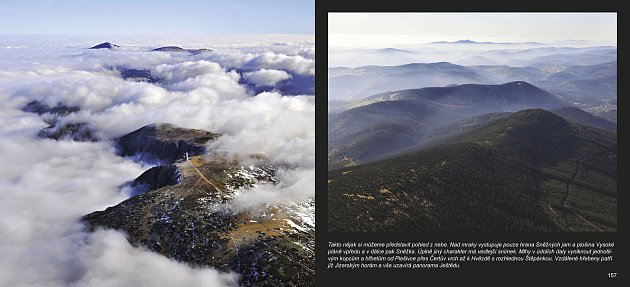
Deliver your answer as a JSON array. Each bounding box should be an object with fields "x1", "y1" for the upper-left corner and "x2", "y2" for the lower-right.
[{"x1": 328, "y1": 109, "x2": 616, "y2": 232}]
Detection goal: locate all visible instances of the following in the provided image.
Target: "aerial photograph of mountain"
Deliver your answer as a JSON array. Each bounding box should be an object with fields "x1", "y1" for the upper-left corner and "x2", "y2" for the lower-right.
[
  {"x1": 0, "y1": 1, "x2": 314, "y2": 286},
  {"x1": 328, "y1": 13, "x2": 616, "y2": 232}
]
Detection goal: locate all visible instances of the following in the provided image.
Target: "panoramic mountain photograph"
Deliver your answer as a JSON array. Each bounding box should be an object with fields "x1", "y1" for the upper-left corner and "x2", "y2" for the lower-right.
[
  {"x1": 328, "y1": 13, "x2": 616, "y2": 232},
  {"x1": 0, "y1": 1, "x2": 314, "y2": 286}
]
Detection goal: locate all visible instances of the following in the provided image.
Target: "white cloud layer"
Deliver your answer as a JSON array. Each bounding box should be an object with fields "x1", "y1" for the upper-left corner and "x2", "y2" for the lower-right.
[
  {"x1": 243, "y1": 69, "x2": 292, "y2": 86},
  {"x1": 0, "y1": 35, "x2": 313, "y2": 287},
  {"x1": 151, "y1": 60, "x2": 224, "y2": 83},
  {"x1": 201, "y1": 51, "x2": 315, "y2": 75},
  {"x1": 73, "y1": 230, "x2": 239, "y2": 287}
]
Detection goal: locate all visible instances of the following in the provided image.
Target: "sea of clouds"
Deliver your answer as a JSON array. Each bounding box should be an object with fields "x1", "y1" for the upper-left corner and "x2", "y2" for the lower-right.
[{"x1": 0, "y1": 34, "x2": 314, "y2": 287}]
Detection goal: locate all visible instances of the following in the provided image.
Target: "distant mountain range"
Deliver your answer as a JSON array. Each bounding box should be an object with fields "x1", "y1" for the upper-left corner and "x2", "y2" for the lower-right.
[
  {"x1": 329, "y1": 45, "x2": 616, "y2": 73},
  {"x1": 431, "y1": 39, "x2": 543, "y2": 45},
  {"x1": 377, "y1": 47, "x2": 415, "y2": 53},
  {"x1": 328, "y1": 42, "x2": 617, "y2": 234},
  {"x1": 329, "y1": 61, "x2": 617, "y2": 110},
  {"x1": 329, "y1": 62, "x2": 490, "y2": 102},
  {"x1": 328, "y1": 81, "x2": 570, "y2": 168},
  {"x1": 88, "y1": 42, "x2": 212, "y2": 55}
]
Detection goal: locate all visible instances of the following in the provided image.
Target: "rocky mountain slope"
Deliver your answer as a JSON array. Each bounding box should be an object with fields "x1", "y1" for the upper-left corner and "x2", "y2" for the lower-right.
[
  {"x1": 21, "y1": 100, "x2": 97, "y2": 141},
  {"x1": 115, "y1": 123, "x2": 219, "y2": 164},
  {"x1": 83, "y1": 124, "x2": 314, "y2": 286}
]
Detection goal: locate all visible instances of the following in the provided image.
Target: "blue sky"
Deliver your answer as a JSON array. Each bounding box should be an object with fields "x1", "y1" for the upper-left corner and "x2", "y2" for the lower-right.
[{"x1": 0, "y1": 0, "x2": 314, "y2": 35}]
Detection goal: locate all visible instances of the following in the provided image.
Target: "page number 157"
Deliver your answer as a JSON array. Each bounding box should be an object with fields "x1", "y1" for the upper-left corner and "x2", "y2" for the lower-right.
[{"x1": 608, "y1": 273, "x2": 617, "y2": 279}]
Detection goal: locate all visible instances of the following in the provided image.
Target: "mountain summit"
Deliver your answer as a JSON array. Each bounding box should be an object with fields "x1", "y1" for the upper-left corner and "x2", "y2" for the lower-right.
[
  {"x1": 89, "y1": 42, "x2": 119, "y2": 49},
  {"x1": 116, "y1": 123, "x2": 219, "y2": 164},
  {"x1": 84, "y1": 123, "x2": 315, "y2": 286},
  {"x1": 151, "y1": 46, "x2": 213, "y2": 55}
]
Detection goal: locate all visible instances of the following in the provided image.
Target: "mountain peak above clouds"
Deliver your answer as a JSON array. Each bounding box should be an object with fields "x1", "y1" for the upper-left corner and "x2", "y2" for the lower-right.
[
  {"x1": 151, "y1": 46, "x2": 213, "y2": 55},
  {"x1": 151, "y1": 46, "x2": 188, "y2": 52},
  {"x1": 89, "y1": 42, "x2": 120, "y2": 49},
  {"x1": 87, "y1": 43, "x2": 212, "y2": 54},
  {"x1": 84, "y1": 123, "x2": 314, "y2": 286},
  {"x1": 115, "y1": 123, "x2": 219, "y2": 164}
]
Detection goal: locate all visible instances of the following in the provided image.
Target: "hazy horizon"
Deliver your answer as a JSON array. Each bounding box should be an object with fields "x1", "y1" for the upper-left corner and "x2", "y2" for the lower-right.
[{"x1": 329, "y1": 13, "x2": 617, "y2": 48}]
